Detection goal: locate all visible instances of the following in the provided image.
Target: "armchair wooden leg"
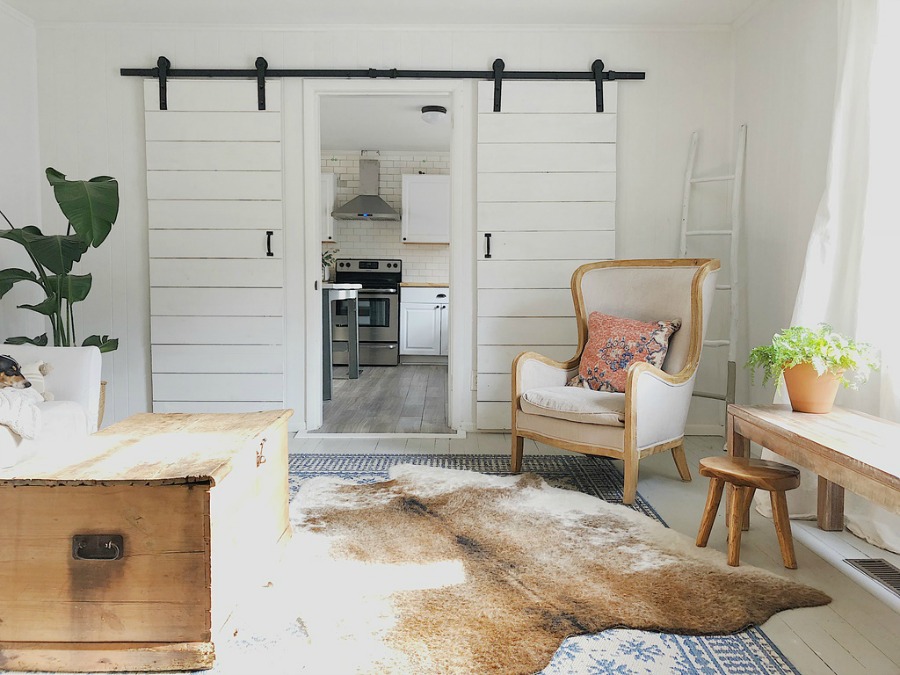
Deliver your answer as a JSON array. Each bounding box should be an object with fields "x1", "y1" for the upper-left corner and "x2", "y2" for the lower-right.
[
  {"x1": 511, "y1": 433, "x2": 524, "y2": 473},
  {"x1": 622, "y1": 452, "x2": 639, "y2": 505},
  {"x1": 671, "y1": 443, "x2": 691, "y2": 481}
]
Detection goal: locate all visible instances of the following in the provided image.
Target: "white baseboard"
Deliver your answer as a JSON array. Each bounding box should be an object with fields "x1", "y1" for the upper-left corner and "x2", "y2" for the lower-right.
[
  {"x1": 684, "y1": 424, "x2": 725, "y2": 437},
  {"x1": 295, "y1": 430, "x2": 466, "y2": 440}
]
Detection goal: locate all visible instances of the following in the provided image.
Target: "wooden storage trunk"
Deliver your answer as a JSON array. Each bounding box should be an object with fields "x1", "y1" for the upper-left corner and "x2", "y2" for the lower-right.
[{"x1": 0, "y1": 410, "x2": 293, "y2": 672}]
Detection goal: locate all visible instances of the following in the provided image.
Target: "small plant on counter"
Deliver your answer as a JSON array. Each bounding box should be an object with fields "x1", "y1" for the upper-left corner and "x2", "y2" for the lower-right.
[
  {"x1": 321, "y1": 248, "x2": 339, "y2": 268},
  {"x1": 321, "y1": 248, "x2": 339, "y2": 282}
]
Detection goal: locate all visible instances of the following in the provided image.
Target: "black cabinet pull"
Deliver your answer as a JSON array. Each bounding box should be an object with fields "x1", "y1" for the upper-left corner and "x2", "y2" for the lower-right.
[
  {"x1": 436, "y1": 293, "x2": 447, "y2": 298},
  {"x1": 266, "y1": 230, "x2": 274, "y2": 257},
  {"x1": 73, "y1": 534, "x2": 124, "y2": 561},
  {"x1": 484, "y1": 232, "x2": 492, "y2": 259}
]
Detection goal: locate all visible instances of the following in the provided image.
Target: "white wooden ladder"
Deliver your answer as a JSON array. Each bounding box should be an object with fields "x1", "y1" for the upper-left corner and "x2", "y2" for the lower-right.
[{"x1": 679, "y1": 124, "x2": 747, "y2": 405}]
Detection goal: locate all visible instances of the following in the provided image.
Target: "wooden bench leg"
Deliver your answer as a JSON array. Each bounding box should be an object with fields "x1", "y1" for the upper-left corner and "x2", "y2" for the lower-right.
[
  {"x1": 727, "y1": 486, "x2": 753, "y2": 566},
  {"x1": 817, "y1": 476, "x2": 845, "y2": 531},
  {"x1": 770, "y1": 490, "x2": 798, "y2": 569},
  {"x1": 696, "y1": 477, "x2": 724, "y2": 547}
]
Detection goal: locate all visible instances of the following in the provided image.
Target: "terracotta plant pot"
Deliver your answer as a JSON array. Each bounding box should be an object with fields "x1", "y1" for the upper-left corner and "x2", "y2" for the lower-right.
[{"x1": 782, "y1": 363, "x2": 842, "y2": 414}]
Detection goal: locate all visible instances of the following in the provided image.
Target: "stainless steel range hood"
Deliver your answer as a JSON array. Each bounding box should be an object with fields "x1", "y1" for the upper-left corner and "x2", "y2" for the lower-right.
[{"x1": 331, "y1": 158, "x2": 400, "y2": 221}]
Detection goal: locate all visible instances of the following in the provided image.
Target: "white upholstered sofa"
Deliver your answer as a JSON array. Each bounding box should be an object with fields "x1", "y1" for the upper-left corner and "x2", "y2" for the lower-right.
[{"x1": 0, "y1": 345, "x2": 102, "y2": 469}]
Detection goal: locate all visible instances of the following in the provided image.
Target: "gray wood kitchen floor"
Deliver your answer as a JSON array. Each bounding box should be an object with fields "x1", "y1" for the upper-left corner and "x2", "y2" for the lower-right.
[{"x1": 320, "y1": 364, "x2": 451, "y2": 433}]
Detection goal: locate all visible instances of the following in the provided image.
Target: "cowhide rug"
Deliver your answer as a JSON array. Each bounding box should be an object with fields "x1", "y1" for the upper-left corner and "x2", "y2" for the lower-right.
[{"x1": 285, "y1": 464, "x2": 830, "y2": 675}]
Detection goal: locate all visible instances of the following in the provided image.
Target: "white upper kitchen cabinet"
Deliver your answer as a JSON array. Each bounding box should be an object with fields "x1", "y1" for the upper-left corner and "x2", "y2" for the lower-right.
[
  {"x1": 401, "y1": 174, "x2": 450, "y2": 244},
  {"x1": 321, "y1": 172, "x2": 336, "y2": 243}
]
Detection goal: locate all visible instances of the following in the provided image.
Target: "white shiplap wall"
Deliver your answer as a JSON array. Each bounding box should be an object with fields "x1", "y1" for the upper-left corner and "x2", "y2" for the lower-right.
[
  {"x1": 476, "y1": 81, "x2": 617, "y2": 429},
  {"x1": 144, "y1": 79, "x2": 285, "y2": 413},
  {"x1": 29, "y1": 24, "x2": 734, "y2": 429},
  {"x1": 0, "y1": 5, "x2": 42, "y2": 341}
]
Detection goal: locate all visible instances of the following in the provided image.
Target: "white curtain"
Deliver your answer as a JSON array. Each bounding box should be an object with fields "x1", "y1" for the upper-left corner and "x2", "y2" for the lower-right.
[{"x1": 757, "y1": 0, "x2": 900, "y2": 553}]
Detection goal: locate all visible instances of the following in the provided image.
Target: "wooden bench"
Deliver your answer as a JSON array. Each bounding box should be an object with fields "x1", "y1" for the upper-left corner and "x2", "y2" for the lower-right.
[
  {"x1": 727, "y1": 404, "x2": 900, "y2": 530},
  {"x1": 0, "y1": 410, "x2": 293, "y2": 673}
]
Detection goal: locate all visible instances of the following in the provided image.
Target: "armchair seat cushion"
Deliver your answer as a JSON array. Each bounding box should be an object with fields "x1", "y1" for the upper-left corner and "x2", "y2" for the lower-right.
[{"x1": 520, "y1": 386, "x2": 625, "y2": 426}]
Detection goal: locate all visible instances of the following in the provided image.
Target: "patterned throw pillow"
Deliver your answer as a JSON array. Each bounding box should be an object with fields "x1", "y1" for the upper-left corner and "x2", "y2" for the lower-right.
[{"x1": 572, "y1": 312, "x2": 682, "y2": 393}]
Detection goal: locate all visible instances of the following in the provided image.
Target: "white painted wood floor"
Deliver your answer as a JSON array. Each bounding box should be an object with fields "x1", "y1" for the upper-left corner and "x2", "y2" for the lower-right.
[{"x1": 292, "y1": 433, "x2": 900, "y2": 674}]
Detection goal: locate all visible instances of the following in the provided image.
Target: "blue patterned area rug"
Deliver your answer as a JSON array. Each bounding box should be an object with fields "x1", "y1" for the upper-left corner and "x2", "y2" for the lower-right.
[{"x1": 289, "y1": 453, "x2": 800, "y2": 675}]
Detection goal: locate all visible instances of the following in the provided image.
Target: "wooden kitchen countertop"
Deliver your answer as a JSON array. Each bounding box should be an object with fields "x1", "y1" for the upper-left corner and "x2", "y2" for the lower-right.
[{"x1": 400, "y1": 282, "x2": 449, "y2": 288}]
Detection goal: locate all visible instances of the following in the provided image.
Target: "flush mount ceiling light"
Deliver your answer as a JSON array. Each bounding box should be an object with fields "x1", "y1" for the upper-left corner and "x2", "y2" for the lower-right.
[{"x1": 421, "y1": 105, "x2": 448, "y2": 124}]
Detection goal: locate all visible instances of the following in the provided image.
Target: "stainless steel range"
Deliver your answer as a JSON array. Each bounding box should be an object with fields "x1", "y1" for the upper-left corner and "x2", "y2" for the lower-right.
[{"x1": 332, "y1": 258, "x2": 402, "y2": 366}]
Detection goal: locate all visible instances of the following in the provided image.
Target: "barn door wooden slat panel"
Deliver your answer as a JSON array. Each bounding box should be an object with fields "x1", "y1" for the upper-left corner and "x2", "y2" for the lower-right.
[
  {"x1": 145, "y1": 79, "x2": 284, "y2": 413},
  {"x1": 475, "y1": 81, "x2": 617, "y2": 430}
]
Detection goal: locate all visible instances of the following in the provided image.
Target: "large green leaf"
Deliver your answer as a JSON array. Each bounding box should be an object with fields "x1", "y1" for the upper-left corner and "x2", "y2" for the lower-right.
[
  {"x1": 18, "y1": 293, "x2": 59, "y2": 316},
  {"x1": 46, "y1": 168, "x2": 119, "y2": 248},
  {"x1": 46, "y1": 273, "x2": 92, "y2": 303},
  {"x1": 4, "y1": 334, "x2": 49, "y2": 346},
  {"x1": 82, "y1": 334, "x2": 118, "y2": 353},
  {"x1": 0, "y1": 227, "x2": 89, "y2": 274},
  {"x1": 0, "y1": 268, "x2": 39, "y2": 299}
]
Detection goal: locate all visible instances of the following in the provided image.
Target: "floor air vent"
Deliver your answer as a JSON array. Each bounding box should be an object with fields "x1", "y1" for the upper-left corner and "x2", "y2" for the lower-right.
[{"x1": 844, "y1": 558, "x2": 900, "y2": 597}]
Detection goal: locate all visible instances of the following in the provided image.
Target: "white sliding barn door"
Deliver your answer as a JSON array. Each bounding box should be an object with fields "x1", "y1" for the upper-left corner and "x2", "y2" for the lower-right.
[
  {"x1": 476, "y1": 81, "x2": 617, "y2": 429},
  {"x1": 144, "y1": 80, "x2": 285, "y2": 413}
]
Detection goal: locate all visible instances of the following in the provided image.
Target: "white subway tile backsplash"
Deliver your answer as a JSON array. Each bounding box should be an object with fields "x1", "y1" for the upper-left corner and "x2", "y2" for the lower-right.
[{"x1": 322, "y1": 151, "x2": 451, "y2": 285}]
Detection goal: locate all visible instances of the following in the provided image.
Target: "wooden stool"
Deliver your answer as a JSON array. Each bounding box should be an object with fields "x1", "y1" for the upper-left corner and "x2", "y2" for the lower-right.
[{"x1": 695, "y1": 456, "x2": 801, "y2": 569}]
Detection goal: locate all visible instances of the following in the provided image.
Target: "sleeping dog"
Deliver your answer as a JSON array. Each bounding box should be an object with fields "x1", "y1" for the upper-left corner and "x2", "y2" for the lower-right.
[{"x1": 0, "y1": 355, "x2": 32, "y2": 389}]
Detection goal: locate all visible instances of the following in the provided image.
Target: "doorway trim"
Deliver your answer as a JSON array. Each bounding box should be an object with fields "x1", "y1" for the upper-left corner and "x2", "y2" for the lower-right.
[{"x1": 293, "y1": 78, "x2": 476, "y2": 432}]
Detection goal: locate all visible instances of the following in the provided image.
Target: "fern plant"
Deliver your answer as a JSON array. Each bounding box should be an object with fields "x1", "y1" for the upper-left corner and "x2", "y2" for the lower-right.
[{"x1": 745, "y1": 324, "x2": 878, "y2": 389}]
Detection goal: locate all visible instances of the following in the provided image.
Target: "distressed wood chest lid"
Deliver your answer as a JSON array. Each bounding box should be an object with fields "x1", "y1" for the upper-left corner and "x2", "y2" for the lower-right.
[{"x1": 0, "y1": 410, "x2": 292, "y2": 488}]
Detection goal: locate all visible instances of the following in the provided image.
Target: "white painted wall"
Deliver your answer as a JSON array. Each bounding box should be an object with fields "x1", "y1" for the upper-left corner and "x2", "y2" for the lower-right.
[
  {"x1": 733, "y1": 0, "x2": 839, "y2": 405},
  {"x1": 0, "y1": 2, "x2": 41, "y2": 340},
  {"x1": 21, "y1": 23, "x2": 734, "y2": 427}
]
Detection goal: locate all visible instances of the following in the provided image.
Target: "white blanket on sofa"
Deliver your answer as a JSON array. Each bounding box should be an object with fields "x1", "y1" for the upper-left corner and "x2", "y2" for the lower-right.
[{"x1": 0, "y1": 387, "x2": 43, "y2": 439}]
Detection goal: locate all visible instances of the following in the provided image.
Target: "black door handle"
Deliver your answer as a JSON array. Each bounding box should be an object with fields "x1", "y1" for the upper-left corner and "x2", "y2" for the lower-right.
[
  {"x1": 484, "y1": 232, "x2": 492, "y2": 259},
  {"x1": 266, "y1": 230, "x2": 274, "y2": 257}
]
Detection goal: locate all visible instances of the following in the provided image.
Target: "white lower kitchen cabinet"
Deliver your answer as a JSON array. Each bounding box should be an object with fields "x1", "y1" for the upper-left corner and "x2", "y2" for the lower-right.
[{"x1": 400, "y1": 287, "x2": 449, "y2": 356}]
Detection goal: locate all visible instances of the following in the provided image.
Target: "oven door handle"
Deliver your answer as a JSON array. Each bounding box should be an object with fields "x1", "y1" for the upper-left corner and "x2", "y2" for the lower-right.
[{"x1": 357, "y1": 288, "x2": 398, "y2": 294}]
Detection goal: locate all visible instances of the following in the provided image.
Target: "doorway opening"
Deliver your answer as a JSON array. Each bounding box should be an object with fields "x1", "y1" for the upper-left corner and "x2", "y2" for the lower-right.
[{"x1": 299, "y1": 79, "x2": 475, "y2": 435}]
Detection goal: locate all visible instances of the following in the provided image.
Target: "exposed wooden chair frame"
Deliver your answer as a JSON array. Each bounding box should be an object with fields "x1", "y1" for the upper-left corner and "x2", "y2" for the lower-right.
[{"x1": 510, "y1": 258, "x2": 721, "y2": 504}]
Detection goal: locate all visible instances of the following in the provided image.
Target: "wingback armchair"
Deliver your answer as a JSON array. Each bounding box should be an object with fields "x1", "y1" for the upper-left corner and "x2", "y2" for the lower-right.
[{"x1": 511, "y1": 259, "x2": 720, "y2": 504}]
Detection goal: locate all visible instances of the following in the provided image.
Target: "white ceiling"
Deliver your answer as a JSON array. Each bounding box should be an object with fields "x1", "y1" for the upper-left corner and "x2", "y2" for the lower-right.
[
  {"x1": 321, "y1": 95, "x2": 452, "y2": 153},
  {"x1": 8, "y1": 0, "x2": 760, "y2": 152},
  {"x1": 7, "y1": 0, "x2": 759, "y2": 27}
]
